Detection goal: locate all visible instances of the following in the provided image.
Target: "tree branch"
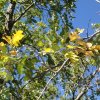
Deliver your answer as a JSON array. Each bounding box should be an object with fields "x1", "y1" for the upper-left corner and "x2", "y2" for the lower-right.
[
  {"x1": 14, "y1": 1, "x2": 35, "y2": 23},
  {"x1": 75, "y1": 69, "x2": 99, "y2": 100},
  {"x1": 87, "y1": 30, "x2": 100, "y2": 42},
  {"x1": 21, "y1": 58, "x2": 69, "y2": 92},
  {"x1": 37, "y1": 59, "x2": 69, "y2": 100},
  {"x1": 4, "y1": 1, "x2": 16, "y2": 35}
]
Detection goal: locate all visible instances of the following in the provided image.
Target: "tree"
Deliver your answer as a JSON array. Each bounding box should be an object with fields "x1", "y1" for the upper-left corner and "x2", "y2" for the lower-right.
[{"x1": 0, "y1": 0, "x2": 100, "y2": 100}]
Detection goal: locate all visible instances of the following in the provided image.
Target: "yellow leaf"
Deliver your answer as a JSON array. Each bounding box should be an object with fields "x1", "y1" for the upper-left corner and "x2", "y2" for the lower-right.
[
  {"x1": 44, "y1": 48, "x2": 54, "y2": 53},
  {"x1": 85, "y1": 51, "x2": 94, "y2": 56},
  {"x1": 75, "y1": 28, "x2": 84, "y2": 34},
  {"x1": 67, "y1": 45, "x2": 75, "y2": 49},
  {"x1": 10, "y1": 50, "x2": 17, "y2": 56},
  {"x1": 64, "y1": 51, "x2": 79, "y2": 63},
  {"x1": 61, "y1": 38, "x2": 65, "y2": 44},
  {"x1": 0, "y1": 42, "x2": 5, "y2": 51},
  {"x1": 0, "y1": 42, "x2": 5, "y2": 46},
  {"x1": 69, "y1": 32, "x2": 81, "y2": 41},
  {"x1": 0, "y1": 71, "x2": 7, "y2": 77},
  {"x1": 12, "y1": 30, "x2": 24, "y2": 46},
  {"x1": 0, "y1": 55, "x2": 9, "y2": 63},
  {"x1": 91, "y1": 45, "x2": 100, "y2": 50},
  {"x1": 86, "y1": 42, "x2": 92, "y2": 48},
  {"x1": 71, "y1": 57, "x2": 79, "y2": 63},
  {"x1": 77, "y1": 40, "x2": 86, "y2": 47},
  {"x1": 74, "y1": 46, "x2": 86, "y2": 54},
  {"x1": 37, "y1": 41, "x2": 44, "y2": 47},
  {"x1": 3, "y1": 30, "x2": 24, "y2": 46},
  {"x1": 65, "y1": 51, "x2": 75, "y2": 58}
]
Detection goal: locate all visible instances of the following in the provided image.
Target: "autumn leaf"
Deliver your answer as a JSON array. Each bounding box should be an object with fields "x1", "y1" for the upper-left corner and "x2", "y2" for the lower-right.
[
  {"x1": 10, "y1": 50, "x2": 17, "y2": 56},
  {"x1": 0, "y1": 42, "x2": 5, "y2": 46},
  {"x1": 44, "y1": 48, "x2": 54, "y2": 53},
  {"x1": 74, "y1": 46, "x2": 86, "y2": 54},
  {"x1": 69, "y1": 32, "x2": 81, "y2": 41},
  {"x1": 75, "y1": 28, "x2": 84, "y2": 34},
  {"x1": 86, "y1": 42, "x2": 92, "y2": 48},
  {"x1": 91, "y1": 45, "x2": 100, "y2": 51},
  {"x1": 64, "y1": 51, "x2": 79, "y2": 63},
  {"x1": 37, "y1": 41, "x2": 44, "y2": 47},
  {"x1": 12, "y1": 30, "x2": 24, "y2": 46},
  {"x1": 0, "y1": 55, "x2": 9, "y2": 63},
  {"x1": 85, "y1": 51, "x2": 94, "y2": 56},
  {"x1": 0, "y1": 42, "x2": 5, "y2": 50},
  {"x1": 69, "y1": 28, "x2": 84, "y2": 41},
  {"x1": 61, "y1": 38, "x2": 65, "y2": 44},
  {"x1": 0, "y1": 71, "x2": 7, "y2": 77},
  {"x1": 77, "y1": 40, "x2": 86, "y2": 47},
  {"x1": 3, "y1": 30, "x2": 24, "y2": 46},
  {"x1": 67, "y1": 45, "x2": 75, "y2": 49}
]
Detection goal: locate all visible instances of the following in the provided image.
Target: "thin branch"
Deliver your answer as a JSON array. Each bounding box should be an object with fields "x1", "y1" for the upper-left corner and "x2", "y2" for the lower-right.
[
  {"x1": 72, "y1": 90, "x2": 76, "y2": 100},
  {"x1": 20, "y1": 59, "x2": 65, "y2": 90},
  {"x1": 37, "y1": 59, "x2": 68, "y2": 100},
  {"x1": 14, "y1": 1, "x2": 35, "y2": 23},
  {"x1": 75, "y1": 69, "x2": 99, "y2": 100},
  {"x1": 86, "y1": 19, "x2": 91, "y2": 38},
  {"x1": 87, "y1": 30, "x2": 100, "y2": 42}
]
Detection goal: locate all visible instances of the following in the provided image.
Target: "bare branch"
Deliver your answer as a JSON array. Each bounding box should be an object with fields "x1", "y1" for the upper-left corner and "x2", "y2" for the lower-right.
[
  {"x1": 37, "y1": 59, "x2": 69, "y2": 100},
  {"x1": 75, "y1": 69, "x2": 99, "y2": 100}
]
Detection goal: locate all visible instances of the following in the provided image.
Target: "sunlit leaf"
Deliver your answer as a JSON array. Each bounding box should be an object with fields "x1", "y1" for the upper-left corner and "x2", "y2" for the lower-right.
[
  {"x1": 0, "y1": 55, "x2": 9, "y2": 63},
  {"x1": 91, "y1": 45, "x2": 100, "y2": 50},
  {"x1": 3, "y1": 30, "x2": 24, "y2": 46},
  {"x1": 9, "y1": 50, "x2": 17, "y2": 56},
  {"x1": 12, "y1": 30, "x2": 24, "y2": 46},
  {"x1": 74, "y1": 46, "x2": 86, "y2": 54},
  {"x1": 86, "y1": 42, "x2": 92, "y2": 48},
  {"x1": 0, "y1": 71, "x2": 7, "y2": 77},
  {"x1": 0, "y1": 42, "x2": 5, "y2": 46},
  {"x1": 85, "y1": 51, "x2": 94, "y2": 56},
  {"x1": 64, "y1": 51, "x2": 79, "y2": 63},
  {"x1": 75, "y1": 28, "x2": 84, "y2": 34},
  {"x1": 77, "y1": 40, "x2": 86, "y2": 47},
  {"x1": 67, "y1": 45, "x2": 75, "y2": 49},
  {"x1": 69, "y1": 32, "x2": 81, "y2": 41},
  {"x1": 0, "y1": 42, "x2": 5, "y2": 51},
  {"x1": 37, "y1": 41, "x2": 44, "y2": 47},
  {"x1": 44, "y1": 48, "x2": 54, "y2": 53}
]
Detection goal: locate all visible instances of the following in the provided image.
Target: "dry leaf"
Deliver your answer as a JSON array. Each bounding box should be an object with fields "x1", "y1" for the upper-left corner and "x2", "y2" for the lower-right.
[{"x1": 10, "y1": 50, "x2": 17, "y2": 56}]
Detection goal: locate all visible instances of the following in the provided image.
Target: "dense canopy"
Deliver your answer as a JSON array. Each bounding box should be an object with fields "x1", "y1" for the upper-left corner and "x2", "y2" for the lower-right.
[{"x1": 0, "y1": 0, "x2": 100, "y2": 100}]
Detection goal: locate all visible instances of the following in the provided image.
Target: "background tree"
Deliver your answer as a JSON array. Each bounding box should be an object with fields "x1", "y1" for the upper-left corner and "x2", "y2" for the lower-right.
[{"x1": 0, "y1": 0, "x2": 100, "y2": 100}]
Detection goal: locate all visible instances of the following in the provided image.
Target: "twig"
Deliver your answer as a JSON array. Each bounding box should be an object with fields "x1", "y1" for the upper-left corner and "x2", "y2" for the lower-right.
[
  {"x1": 86, "y1": 19, "x2": 91, "y2": 38},
  {"x1": 14, "y1": 1, "x2": 35, "y2": 22},
  {"x1": 75, "y1": 69, "x2": 99, "y2": 100},
  {"x1": 87, "y1": 30, "x2": 100, "y2": 42},
  {"x1": 20, "y1": 59, "x2": 64, "y2": 90},
  {"x1": 37, "y1": 59, "x2": 68, "y2": 100}
]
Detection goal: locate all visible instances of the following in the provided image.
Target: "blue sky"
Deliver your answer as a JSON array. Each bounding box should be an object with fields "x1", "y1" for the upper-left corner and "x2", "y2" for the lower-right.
[{"x1": 72, "y1": 0, "x2": 100, "y2": 37}]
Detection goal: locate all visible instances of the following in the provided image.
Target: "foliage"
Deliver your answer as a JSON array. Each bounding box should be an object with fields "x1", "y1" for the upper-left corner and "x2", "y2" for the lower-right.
[{"x1": 0, "y1": 0, "x2": 100, "y2": 100}]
